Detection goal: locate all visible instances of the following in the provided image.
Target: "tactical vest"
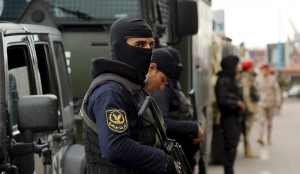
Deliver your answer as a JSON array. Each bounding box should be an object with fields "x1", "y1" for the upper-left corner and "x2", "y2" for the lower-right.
[
  {"x1": 80, "y1": 73, "x2": 165, "y2": 174},
  {"x1": 169, "y1": 86, "x2": 194, "y2": 120}
]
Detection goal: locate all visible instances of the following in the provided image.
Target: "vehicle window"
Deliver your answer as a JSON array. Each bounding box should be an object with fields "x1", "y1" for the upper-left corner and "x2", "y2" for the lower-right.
[
  {"x1": 0, "y1": 0, "x2": 30, "y2": 21},
  {"x1": 53, "y1": 42, "x2": 71, "y2": 107},
  {"x1": 7, "y1": 45, "x2": 35, "y2": 126},
  {"x1": 35, "y1": 44, "x2": 51, "y2": 94}
]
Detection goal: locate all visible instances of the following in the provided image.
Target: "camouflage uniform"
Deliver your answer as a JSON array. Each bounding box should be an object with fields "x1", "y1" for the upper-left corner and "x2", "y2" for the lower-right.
[
  {"x1": 240, "y1": 71, "x2": 258, "y2": 157},
  {"x1": 254, "y1": 74, "x2": 281, "y2": 145}
]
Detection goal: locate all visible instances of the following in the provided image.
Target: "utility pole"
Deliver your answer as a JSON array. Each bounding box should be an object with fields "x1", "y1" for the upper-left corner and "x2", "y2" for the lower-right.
[{"x1": 276, "y1": 4, "x2": 283, "y2": 68}]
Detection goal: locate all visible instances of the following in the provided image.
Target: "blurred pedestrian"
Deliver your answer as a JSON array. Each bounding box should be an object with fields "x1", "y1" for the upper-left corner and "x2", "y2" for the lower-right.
[
  {"x1": 239, "y1": 60, "x2": 259, "y2": 158},
  {"x1": 270, "y1": 68, "x2": 287, "y2": 115},
  {"x1": 215, "y1": 55, "x2": 246, "y2": 174},
  {"x1": 254, "y1": 63, "x2": 281, "y2": 146},
  {"x1": 238, "y1": 42, "x2": 247, "y2": 61},
  {"x1": 222, "y1": 37, "x2": 235, "y2": 58}
]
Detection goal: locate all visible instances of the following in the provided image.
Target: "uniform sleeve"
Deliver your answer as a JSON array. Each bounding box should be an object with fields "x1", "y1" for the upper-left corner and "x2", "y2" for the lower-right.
[
  {"x1": 152, "y1": 88, "x2": 199, "y2": 136},
  {"x1": 88, "y1": 83, "x2": 166, "y2": 173},
  {"x1": 241, "y1": 77, "x2": 256, "y2": 113},
  {"x1": 215, "y1": 78, "x2": 239, "y2": 110},
  {"x1": 164, "y1": 117, "x2": 199, "y2": 136}
]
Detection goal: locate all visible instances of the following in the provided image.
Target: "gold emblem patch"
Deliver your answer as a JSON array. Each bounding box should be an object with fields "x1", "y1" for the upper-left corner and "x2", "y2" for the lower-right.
[{"x1": 106, "y1": 109, "x2": 128, "y2": 133}]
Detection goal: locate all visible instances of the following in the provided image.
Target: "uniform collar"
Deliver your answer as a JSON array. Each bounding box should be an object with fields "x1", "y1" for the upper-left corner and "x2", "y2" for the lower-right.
[{"x1": 91, "y1": 57, "x2": 146, "y2": 86}]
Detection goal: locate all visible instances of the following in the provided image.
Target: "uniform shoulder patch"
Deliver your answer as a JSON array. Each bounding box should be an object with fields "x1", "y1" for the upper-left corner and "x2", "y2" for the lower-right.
[{"x1": 106, "y1": 109, "x2": 128, "y2": 133}]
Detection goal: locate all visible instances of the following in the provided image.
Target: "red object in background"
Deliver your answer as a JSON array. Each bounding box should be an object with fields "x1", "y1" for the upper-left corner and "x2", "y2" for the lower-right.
[
  {"x1": 241, "y1": 60, "x2": 253, "y2": 70},
  {"x1": 260, "y1": 63, "x2": 269, "y2": 69}
]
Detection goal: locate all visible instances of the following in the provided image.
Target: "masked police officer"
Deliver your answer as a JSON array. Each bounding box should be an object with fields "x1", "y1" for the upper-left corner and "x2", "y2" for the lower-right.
[
  {"x1": 145, "y1": 48, "x2": 176, "y2": 93},
  {"x1": 151, "y1": 47, "x2": 203, "y2": 172},
  {"x1": 81, "y1": 17, "x2": 179, "y2": 174},
  {"x1": 215, "y1": 55, "x2": 246, "y2": 174}
]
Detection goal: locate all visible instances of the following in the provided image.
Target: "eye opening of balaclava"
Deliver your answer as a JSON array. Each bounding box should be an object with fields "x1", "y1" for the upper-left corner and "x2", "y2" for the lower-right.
[{"x1": 110, "y1": 17, "x2": 153, "y2": 78}]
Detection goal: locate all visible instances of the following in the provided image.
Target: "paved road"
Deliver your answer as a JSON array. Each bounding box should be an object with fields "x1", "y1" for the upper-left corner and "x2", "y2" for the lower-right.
[{"x1": 207, "y1": 99, "x2": 300, "y2": 174}]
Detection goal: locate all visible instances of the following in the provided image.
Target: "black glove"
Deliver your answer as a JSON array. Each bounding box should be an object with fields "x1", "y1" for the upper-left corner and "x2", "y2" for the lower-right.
[{"x1": 164, "y1": 154, "x2": 178, "y2": 174}]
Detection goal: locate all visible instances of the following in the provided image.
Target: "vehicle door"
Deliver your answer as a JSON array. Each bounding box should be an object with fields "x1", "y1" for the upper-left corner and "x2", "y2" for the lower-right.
[
  {"x1": 32, "y1": 32, "x2": 75, "y2": 174},
  {"x1": 4, "y1": 33, "x2": 43, "y2": 174}
]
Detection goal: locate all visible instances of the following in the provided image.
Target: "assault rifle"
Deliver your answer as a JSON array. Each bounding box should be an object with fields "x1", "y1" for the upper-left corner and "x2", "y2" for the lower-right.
[
  {"x1": 188, "y1": 89, "x2": 207, "y2": 174},
  {"x1": 138, "y1": 96, "x2": 192, "y2": 174}
]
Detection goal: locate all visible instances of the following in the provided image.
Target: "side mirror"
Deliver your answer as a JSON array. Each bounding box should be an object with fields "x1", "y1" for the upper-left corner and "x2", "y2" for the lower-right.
[
  {"x1": 176, "y1": 0, "x2": 198, "y2": 36},
  {"x1": 18, "y1": 95, "x2": 58, "y2": 133}
]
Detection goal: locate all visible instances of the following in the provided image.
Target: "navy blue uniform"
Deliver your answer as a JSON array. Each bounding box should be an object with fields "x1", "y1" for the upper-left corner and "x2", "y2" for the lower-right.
[
  {"x1": 152, "y1": 85, "x2": 198, "y2": 135},
  {"x1": 151, "y1": 46, "x2": 200, "y2": 170},
  {"x1": 87, "y1": 81, "x2": 165, "y2": 173},
  {"x1": 215, "y1": 55, "x2": 241, "y2": 174},
  {"x1": 82, "y1": 17, "x2": 179, "y2": 174},
  {"x1": 152, "y1": 81, "x2": 199, "y2": 168}
]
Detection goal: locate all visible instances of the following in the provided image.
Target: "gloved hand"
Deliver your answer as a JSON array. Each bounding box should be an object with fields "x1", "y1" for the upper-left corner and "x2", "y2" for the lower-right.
[{"x1": 164, "y1": 154, "x2": 181, "y2": 174}]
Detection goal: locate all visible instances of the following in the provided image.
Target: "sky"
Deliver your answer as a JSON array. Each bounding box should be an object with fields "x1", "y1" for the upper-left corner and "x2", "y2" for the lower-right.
[{"x1": 212, "y1": 0, "x2": 300, "y2": 49}]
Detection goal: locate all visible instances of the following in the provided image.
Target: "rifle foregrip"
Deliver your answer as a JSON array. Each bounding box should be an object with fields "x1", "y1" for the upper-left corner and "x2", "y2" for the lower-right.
[{"x1": 165, "y1": 139, "x2": 192, "y2": 174}]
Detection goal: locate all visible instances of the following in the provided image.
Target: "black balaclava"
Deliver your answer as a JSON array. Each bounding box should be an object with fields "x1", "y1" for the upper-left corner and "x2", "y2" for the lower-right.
[
  {"x1": 221, "y1": 55, "x2": 240, "y2": 75},
  {"x1": 165, "y1": 46, "x2": 183, "y2": 80},
  {"x1": 110, "y1": 17, "x2": 153, "y2": 78},
  {"x1": 151, "y1": 48, "x2": 176, "y2": 78}
]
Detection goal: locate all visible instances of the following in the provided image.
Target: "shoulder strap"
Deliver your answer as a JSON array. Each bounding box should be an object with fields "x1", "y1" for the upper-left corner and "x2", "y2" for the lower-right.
[{"x1": 80, "y1": 73, "x2": 142, "y2": 134}]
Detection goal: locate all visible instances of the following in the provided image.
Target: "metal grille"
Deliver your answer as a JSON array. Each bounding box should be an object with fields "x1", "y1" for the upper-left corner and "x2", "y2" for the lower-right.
[
  {"x1": 45, "y1": 0, "x2": 142, "y2": 22},
  {"x1": 0, "y1": 0, "x2": 142, "y2": 23},
  {"x1": 157, "y1": 0, "x2": 169, "y2": 26}
]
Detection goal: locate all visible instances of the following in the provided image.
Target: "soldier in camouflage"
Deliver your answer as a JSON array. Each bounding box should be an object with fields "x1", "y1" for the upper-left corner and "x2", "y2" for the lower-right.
[
  {"x1": 254, "y1": 63, "x2": 281, "y2": 146},
  {"x1": 239, "y1": 60, "x2": 259, "y2": 158}
]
